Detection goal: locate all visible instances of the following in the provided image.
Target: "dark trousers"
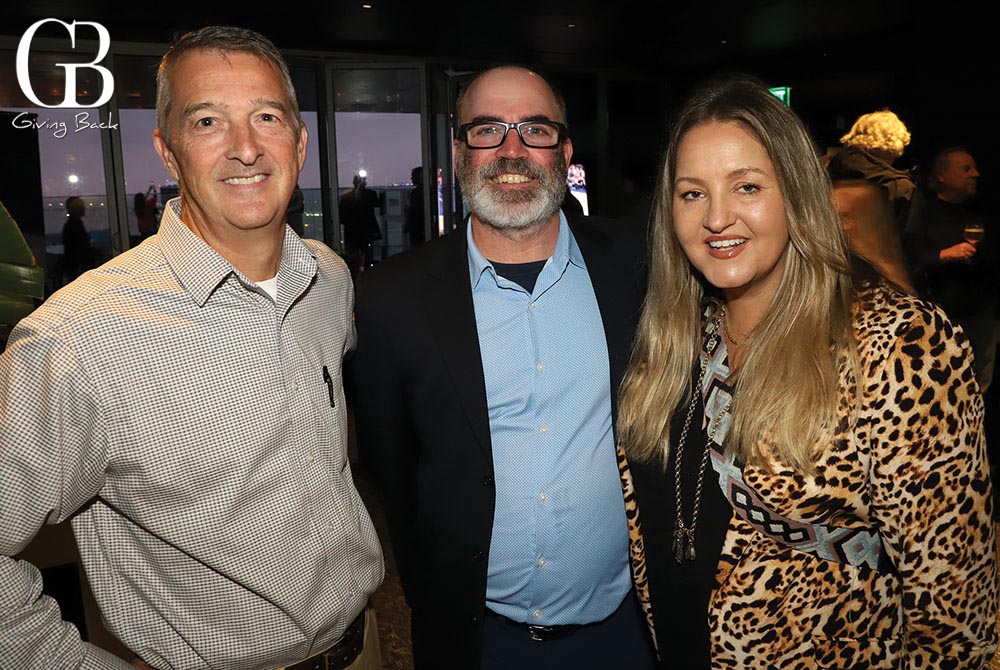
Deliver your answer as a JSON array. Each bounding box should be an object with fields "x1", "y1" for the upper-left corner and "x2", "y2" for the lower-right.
[{"x1": 480, "y1": 590, "x2": 656, "y2": 670}]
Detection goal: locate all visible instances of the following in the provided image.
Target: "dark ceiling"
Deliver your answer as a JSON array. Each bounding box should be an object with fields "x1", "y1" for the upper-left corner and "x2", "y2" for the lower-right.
[
  {"x1": 0, "y1": 1, "x2": 980, "y2": 75},
  {"x1": 2, "y1": 1, "x2": 996, "y2": 175}
]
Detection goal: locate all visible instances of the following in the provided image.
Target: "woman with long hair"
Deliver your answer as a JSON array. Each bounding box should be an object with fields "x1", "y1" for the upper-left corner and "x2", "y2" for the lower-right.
[{"x1": 617, "y1": 75, "x2": 997, "y2": 669}]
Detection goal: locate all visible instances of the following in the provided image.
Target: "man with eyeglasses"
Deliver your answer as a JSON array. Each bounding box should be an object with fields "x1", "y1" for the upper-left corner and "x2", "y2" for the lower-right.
[{"x1": 351, "y1": 66, "x2": 653, "y2": 669}]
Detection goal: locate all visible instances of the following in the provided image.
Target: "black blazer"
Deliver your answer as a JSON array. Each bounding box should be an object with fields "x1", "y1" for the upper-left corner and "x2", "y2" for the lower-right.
[{"x1": 351, "y1": 213, "x2": 646, "y2": 668}]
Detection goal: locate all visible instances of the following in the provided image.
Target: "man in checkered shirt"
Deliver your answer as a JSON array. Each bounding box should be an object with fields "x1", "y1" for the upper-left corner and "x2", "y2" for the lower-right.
[{"x1": 0, "y1": 27, "x2": 383, "y2": 670}]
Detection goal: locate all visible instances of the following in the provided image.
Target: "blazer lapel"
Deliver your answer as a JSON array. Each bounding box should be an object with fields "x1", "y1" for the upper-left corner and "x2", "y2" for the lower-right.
[{"x1": 420, "y1": 227, "x2": 492, "y2": 457}]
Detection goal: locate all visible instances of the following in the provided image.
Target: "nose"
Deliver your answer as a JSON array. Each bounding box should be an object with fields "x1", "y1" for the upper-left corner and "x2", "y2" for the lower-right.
[
  {"x1": 496, "y1": 126, "x2": 529, "y2": 159},
  {"x1": 227, "y1": 120, "x2": 264, "y2": 166},
  {"x1": 703, "y1": 194, "x2": 732, "y2": 233}
]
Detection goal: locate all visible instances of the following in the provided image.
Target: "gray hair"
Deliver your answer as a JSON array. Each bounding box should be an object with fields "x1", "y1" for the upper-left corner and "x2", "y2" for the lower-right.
[{"x1": 156, "y1": 26, "x2": 301, "y2": 143}]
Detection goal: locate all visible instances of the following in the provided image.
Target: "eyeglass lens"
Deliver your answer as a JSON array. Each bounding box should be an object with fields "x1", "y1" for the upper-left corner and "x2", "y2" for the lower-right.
[{"x1": 465, "y1": 122, "x2": 560, "y2": 148}]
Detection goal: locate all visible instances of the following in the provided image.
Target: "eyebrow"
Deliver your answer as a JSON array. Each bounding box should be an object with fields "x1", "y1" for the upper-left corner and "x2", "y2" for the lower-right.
[
  {"x1": 464, "y1": 114, "x2": 558, "y2": 125},
  {"x1": 180, "y1": 98, "x2": 290, "y2": 119},
  {"x1": 675, "y1": 166, "x2": 770, "y2": 185},
  {"x1": 180, "y1": 101, "x2": 219, "y2": 119}
]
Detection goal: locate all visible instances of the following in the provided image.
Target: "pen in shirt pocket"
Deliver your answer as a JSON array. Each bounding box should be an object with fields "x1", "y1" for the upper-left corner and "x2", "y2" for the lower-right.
[{"x1": 322, "y1": 365, "x2": 336, "y2": 407}]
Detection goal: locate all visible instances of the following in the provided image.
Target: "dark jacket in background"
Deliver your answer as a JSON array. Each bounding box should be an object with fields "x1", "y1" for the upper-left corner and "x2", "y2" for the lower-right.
[
  {"x1": 827, "y1": 145, "x2": 923, "y2": 235},
  {"x1": 61, "y1": 216, "x2": 94, "y2": 283}
]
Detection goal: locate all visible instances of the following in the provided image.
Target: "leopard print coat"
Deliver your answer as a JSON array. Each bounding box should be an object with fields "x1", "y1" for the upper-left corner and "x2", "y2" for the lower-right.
[{"x1": 618, "y1": 282, "x2": 998, "y2": 669}]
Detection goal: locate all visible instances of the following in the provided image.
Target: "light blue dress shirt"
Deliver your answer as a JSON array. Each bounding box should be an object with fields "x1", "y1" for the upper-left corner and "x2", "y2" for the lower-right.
[{"x1": 467, "y1": 213, "x2": 631, "y2": 626}]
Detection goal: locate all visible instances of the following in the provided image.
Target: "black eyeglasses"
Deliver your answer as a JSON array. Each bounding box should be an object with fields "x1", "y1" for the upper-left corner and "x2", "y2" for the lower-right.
[{"x1": 457, "y1": 120, "x2": 568, "y2": 149}]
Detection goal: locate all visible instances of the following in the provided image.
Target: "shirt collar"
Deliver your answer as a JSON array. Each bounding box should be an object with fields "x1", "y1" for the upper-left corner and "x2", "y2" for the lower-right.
[
  {"x1": 466, "y1": 210, "x2": 583, "y2": 290},
  {"x1": 158, "y1": 197, "x2": 317, "y2": 307}
]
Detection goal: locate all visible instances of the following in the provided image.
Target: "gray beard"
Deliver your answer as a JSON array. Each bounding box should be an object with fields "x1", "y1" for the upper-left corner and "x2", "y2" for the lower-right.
[{"x1": 457, "y1": 153, "x2": 567, "y2": 233}]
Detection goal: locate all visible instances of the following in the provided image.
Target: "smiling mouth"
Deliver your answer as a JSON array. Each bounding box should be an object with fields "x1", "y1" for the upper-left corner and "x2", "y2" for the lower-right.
[
  {"x1": 708, "y1": 238, "x2": 747, "y2": 249},
  {"x1": 223, "y1": 174, "x2": 268, "y2": 185},
  {"x1": 491, "y1": 173, "x2": 533, "y2": 184}
]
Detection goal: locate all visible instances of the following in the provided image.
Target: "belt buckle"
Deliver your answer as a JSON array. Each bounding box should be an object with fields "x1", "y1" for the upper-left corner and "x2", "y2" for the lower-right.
[{"x1": 527, "y1": 624, "x2": 556, "y2": 641}]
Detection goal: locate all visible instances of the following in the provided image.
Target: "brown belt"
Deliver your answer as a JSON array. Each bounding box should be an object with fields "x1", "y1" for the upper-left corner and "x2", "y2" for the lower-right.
[{"x1": 286, "y1": 607, "x2": 366, "y2": 670}]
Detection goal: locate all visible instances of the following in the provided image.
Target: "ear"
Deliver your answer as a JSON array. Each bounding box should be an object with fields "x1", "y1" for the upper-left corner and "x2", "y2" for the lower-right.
[
  {"x1": 562, "y1": 137, "x2": 574, "y2": 168},
  {"x1": 153, "y1": 129, "x2": 181, "y2": 181},
  {"x1": 296, "y1": 122, "x2": 308, "y2": 173}
]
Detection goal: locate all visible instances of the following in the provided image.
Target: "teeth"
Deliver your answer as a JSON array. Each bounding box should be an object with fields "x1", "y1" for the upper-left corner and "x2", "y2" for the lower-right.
[
  {"x1": 224, "y1": 174, "x2": 267, "y2": 185},
  {"x1": 708, "y1": 239, "x2": 747, "y2": 249},
  {"x1": 492, "y1": 174, "x2": 531, "y2": 184}
]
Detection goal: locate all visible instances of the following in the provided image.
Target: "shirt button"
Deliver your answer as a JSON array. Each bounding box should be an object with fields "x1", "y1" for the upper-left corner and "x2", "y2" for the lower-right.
[
  {"x1": 538, "y1": 493, "x2": 547, "y2": 502},
  {"x1": 529, "y1": 302, "x2": 536, "y2": 309},
  {"x1": 473, "y1": 550, "x2": 485, "y2": 561},
  {"x1": 536, "y1": 362, "x2": 544, "y2": 372},
  {"x1": 532, "y1": 610, "x2": 541, "y2": 620},
  {"x1": 483, "y1": 475, "x2": 495, "y2": 487},
  {"x1": 539, "y1": 426, "x2": 549, "y2": 434},
  {"x1": 305, "y1": 454, "x2": 315, "y2": 464},
  {"x1": 537, "y1": 557, "x2": 545, "y2": 567}
]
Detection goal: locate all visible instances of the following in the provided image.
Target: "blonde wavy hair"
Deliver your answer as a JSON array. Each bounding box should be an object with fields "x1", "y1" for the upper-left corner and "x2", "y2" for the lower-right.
[
  {"x1": 618, "y1": 76, "x2": 857, "y2": 472},
  {"x1": 839, "y1": 110, "x2": 911, "y2": 161}
]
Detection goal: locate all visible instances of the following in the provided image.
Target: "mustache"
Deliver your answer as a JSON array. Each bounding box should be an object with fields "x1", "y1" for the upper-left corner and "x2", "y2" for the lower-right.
[{"x1": 478, "y1": 157, "x2": 546, "y2": 181}]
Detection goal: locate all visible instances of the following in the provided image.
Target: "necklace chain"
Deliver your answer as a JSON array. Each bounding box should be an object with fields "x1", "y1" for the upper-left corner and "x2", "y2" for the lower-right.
[
  {"x1": 672, "y1": 313, "x2": 733, "y2": 564},
  {"x1": 720, "y1": 304, "x2": 748, "y2": 347}
]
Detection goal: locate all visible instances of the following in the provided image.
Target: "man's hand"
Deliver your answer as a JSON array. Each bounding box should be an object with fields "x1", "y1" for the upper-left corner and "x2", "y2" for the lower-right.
[{"x1": 940, "y1": 242, "x2": 977, "y2": 262}]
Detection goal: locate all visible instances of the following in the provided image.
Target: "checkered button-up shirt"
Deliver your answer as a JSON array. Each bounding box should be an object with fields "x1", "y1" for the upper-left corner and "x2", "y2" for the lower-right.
[{"x1": 0, "y1": 200, "x2": 384, "y2": 670}]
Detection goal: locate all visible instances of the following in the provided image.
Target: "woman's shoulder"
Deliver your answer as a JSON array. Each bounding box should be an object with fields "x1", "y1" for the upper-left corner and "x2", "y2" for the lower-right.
[{"x1": 853, "y1": 279, "x2": 964, "y2": 360}]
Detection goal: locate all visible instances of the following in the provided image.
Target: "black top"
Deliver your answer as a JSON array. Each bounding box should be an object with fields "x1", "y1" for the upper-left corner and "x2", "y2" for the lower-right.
[
  {"x1": 628, "y1": 385, "x2": 731, "y2": 669},
  {"x1": 406, "y1": 186, "x2": 425, "y2": 247},
  {"x1": 904, "y1": 196, "x2": 997, "y2": 317},
  {"x1": 490, "y1": 259, "x2": 547, "y2": 293},
  {"x1": 339, "y1": 187, "x2": 381, "y2": 246},
  {"x1": 61, "y1": 216, "x2": 94, "y2": 282}
]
